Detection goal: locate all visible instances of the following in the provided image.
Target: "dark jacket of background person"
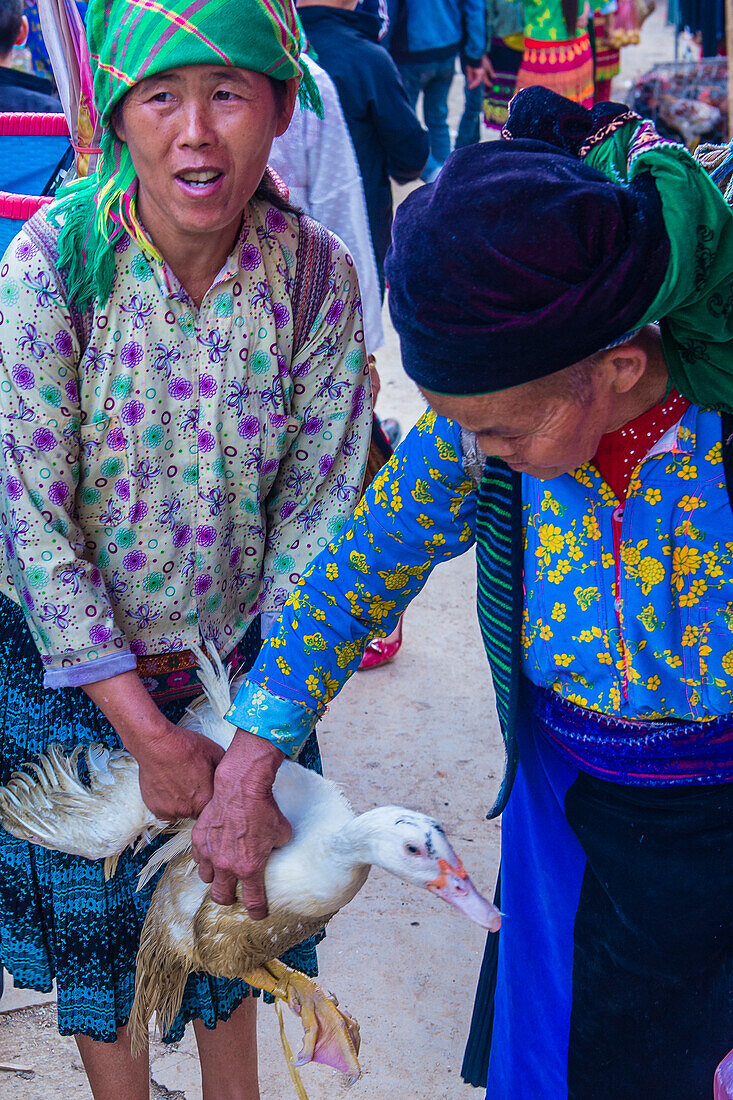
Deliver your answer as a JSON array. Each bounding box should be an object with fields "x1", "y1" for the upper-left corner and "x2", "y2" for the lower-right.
[
  {"x1": 389, "y1": 0, "x2": 485, "y2": 68},
  {"x1": 299, "y1": 5, "x2": 428, "y2": 287},
  {"x1": 0, "y1": 66, "x2": 60, "y2": 110}
]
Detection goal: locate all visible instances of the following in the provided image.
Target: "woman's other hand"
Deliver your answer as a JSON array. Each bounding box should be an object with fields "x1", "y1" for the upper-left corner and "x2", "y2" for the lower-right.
[
  {"x1": 82, "y1": 668, "x2": 224, "y2": 819},
  {"x1": 191, "y1": 729, "x2": 289, "y2": 915},
  {"x1": 135, "y1": 722, "x2": 224, "y2": 820}
]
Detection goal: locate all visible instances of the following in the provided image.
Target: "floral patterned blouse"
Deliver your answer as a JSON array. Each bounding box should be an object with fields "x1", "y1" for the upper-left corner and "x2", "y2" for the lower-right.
[
  {"x1": 0, "y1": 199, "x2": 371, "y2": 687},
  {"x1": 227, "y1": 405, "x2": 733, "y2": 756}
]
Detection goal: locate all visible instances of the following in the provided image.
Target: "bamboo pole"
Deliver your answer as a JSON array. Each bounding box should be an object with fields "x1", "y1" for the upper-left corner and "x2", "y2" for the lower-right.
[{"x1": 728, "y1": 0, "x2": 733, "y2": 139}]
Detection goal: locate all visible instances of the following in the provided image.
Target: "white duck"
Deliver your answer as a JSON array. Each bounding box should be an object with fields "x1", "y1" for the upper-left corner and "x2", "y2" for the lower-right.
[{"x1": 0, "y1": 647, "x2": 500, "y2": 1083}]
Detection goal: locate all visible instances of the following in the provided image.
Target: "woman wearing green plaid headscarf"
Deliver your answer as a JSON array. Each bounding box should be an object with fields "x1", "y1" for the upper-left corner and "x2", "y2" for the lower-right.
[
  {"x1": 52, "y1": 0, "x2": 322, "y2": 310},
  {"x1": 0, "y1": 0, "x2": 378, "y2": 1095}
]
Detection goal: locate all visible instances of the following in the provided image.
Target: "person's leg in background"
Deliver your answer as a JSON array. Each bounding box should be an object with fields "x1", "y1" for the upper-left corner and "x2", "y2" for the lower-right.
[
  {"x1": 456, "y1": 57, "x2": 483, "y2": 149},
  {"x1": 420, "y1": 56, "x2": 457, "y2": 179}
]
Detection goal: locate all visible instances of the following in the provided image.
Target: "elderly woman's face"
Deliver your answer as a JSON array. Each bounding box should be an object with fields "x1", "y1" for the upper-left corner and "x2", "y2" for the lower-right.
[
  {"x1": 422, "y1": 362, "x2": 619, "y2": 481},
  {"x1": 116, "y1": 65, "x2": 296, "y2": 244}
]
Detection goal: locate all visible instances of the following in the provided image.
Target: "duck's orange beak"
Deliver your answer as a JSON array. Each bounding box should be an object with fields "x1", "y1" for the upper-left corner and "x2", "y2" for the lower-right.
[{"x1": 426, "y1": 857, "x2": 501, "y2": 932}]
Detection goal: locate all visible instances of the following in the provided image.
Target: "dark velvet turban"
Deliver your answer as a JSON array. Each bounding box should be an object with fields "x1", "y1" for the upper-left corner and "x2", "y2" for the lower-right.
[{"x1": 385, "y1": 127, "x2": 670, "y2": 396}]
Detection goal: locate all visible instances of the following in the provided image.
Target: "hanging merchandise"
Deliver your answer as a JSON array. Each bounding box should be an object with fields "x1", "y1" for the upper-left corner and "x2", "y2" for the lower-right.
[{"x1": 633, "y1": 57, "x2": 728, "y2": 148}]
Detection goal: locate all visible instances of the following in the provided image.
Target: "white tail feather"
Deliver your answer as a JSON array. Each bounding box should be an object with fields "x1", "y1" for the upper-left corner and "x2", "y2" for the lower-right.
[
  {"x1": 136, "y1": 825, "x2": 194, "y2": 891},
  {"x1": 188, "y1": 640, "x2": 234, "y2": 720}
]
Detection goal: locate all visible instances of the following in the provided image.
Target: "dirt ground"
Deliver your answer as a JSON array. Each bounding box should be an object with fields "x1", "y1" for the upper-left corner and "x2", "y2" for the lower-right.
[{"x1": 0, "y1": 8, "x2": 677, "y2": 1098}]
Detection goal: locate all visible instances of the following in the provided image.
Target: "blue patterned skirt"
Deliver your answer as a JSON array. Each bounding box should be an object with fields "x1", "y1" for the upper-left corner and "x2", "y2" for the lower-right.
[{"x1": 0, "y1": 593, "x2": 322, "y2": 1042}]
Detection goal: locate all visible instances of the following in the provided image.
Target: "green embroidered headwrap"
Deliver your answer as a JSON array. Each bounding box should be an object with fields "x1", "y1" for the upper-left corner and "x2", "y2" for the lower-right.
[{"x1": 51, "y1": 0, "x2": 323, "y2": 309}]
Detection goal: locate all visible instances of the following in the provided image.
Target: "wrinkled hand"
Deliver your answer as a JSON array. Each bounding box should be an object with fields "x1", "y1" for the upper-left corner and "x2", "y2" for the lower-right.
[
  {"x1": 135, "y1": 723, "x2": 225, "y2": 821},
  {"x1": 191, "y1": 729, "x2": 289, "y2": 915}
]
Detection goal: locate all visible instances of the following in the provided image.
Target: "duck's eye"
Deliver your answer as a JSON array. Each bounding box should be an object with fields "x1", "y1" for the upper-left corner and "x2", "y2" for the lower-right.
[{"x1": 405, "y1": 843, "x2": 421, "y2": 856}]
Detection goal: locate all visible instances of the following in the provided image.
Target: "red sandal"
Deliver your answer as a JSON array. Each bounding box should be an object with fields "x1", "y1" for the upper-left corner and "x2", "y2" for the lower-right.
[{"x1": 358, "y1": 619, "x2": 403, "y2": 670}]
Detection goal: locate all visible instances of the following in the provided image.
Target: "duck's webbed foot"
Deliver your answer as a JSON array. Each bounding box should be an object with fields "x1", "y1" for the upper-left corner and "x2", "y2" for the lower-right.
[{"x1": 244, "y1": 959, "x2": 362, "y2": 1085}]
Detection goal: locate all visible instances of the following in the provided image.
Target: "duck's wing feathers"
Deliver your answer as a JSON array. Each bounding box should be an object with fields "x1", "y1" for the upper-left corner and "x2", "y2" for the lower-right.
[{"x1": 0, "y1": 743, "x2": 164, "y2": 866}]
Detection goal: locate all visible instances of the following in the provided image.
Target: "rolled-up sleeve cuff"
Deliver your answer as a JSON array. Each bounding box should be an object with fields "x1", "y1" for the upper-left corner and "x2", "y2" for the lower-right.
[
  {"x1": 43, "y1": 652, "x2": 138, "y2": 689},
  {"x1": 225, "y1": 681, "x2": 317, "y2": 759}
]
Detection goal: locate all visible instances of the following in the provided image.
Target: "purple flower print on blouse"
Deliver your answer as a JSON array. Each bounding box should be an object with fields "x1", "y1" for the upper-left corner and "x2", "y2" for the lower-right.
[
  {"x1": 89, "y1": 567, "x2": 103, "y2": 587},
  {"x1": 350, "y1": 385, "x2": 366, "y2": 422},
  {"x1": 89, "y1": 624, "x2": 113, "y2": 644},
  {"x1": 301, "y1": 406, "x2": 324, "y2": 437},
  {"x1": 169, "y1": 377, "x2": 194, "y2": 401},
  {"x1": 130, "y1": 638, "x2": 148, "y2": 655},
  {"x1": 229, "y1": 546, "x2": 242, "y2": 568},
  {"x1": 257, "y1": 207, "x2": 288, "y2": 248},
  {"x1": 18, "y1": 323, "x2": 52, "y2": 360},
  {"x1": 318, "y1": 454, "x2": 334, "y2": 479},
  {"x1": 194, "y1": 574, "x2": 213, "y2": 596},
  {"x1": 292, "y1": 356, "x2": 312, "y2": 380},
  {"x1": 54, "y1": 330, "x2": 74, "y2": 358},
  {"x1": 200, "y1": 374, "x2": 218, "y2": 398},
  {"x1": 280, "y1": 499, "x2": 296, "y2": 520},
  {"x1": 11, "y1": 364, "x2": 34, "y2": 390},
  {"x1": 241, "y1": 243, "x2": 262, "y2": 270},
  {"x1": 14, "y1": 238, "x2": 36, "y2": 263},
  {"x1": 107, "y1": 426, "x2": 128, "y2": 450},
  {"x1": 198, "y1": 429, "x2": 215, "y2": 453},
  {"x1": 325, "y1": 299, "x2": 345, "y2": 326},
  {"x1": 272, "y1": 301, "x2": 289, "y2": 329},
  {"x1": 123, "y1": 550, "x2": 147, "y2": 571},
  {"x1": 238, "y1": 415, "x2": 259, "y2": 440},
  {"x1": 115, "y1": 478, "x2": 130, "y2": 501},
  {"x1": 196, "y1": 524, "x2": 217, "y2": 547},
  {"x1": 121, "y1": 400, "x2": 145, "y2": 426},
  {"x1": 65, "y1": 378, "x2": 79, "y2": 404},
  {"x1": 120, "y1": 341, "x2": 144, "y2": 368},
  {"x1": 152, "y1": 343, "x2": 181, "y2": 380},
  {"x1": 5, "y1": 475, "x2": 22, "y2": 500},
  {"x1": 172, "y1": 524, "x2": 192, "y2": 548},
  {"x1": 48, "y1": 481, "x2": 69, "y2": 506},
  {"x1": 129, "y1": 500, "x2": 148, "y2": 523},
  {"x1": 32, "y1": 427, "x2": 56, "y2": 451},
  {"x1": 261, "y1": 458, "x2": 279, "y2": 476}
]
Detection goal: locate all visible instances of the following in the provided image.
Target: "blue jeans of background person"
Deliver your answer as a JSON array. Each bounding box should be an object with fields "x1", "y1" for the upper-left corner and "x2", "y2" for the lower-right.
[
  {"x1": 397, "y1": 56, "x2": 456, "y2": 181},
  {"x1": 456, "y1": 69, "x2": 482, "y2": 148}
]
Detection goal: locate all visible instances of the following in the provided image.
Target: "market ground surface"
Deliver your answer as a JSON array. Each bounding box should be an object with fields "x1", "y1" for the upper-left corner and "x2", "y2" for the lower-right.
[{"x1": 0, "y1": 7, "x2": 676, "y2": 1096}]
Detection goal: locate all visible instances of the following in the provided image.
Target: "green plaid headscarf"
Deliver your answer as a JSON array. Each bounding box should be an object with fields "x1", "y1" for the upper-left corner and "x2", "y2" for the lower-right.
[{"x1": 51, "y1": 0, "x2": 322, "y2": 309}]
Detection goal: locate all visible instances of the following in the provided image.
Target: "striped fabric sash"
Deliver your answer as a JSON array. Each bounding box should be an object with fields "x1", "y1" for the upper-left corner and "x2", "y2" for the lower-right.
[{"x1": 475, "y1": 459, "x2": 524, "y2": 817}]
